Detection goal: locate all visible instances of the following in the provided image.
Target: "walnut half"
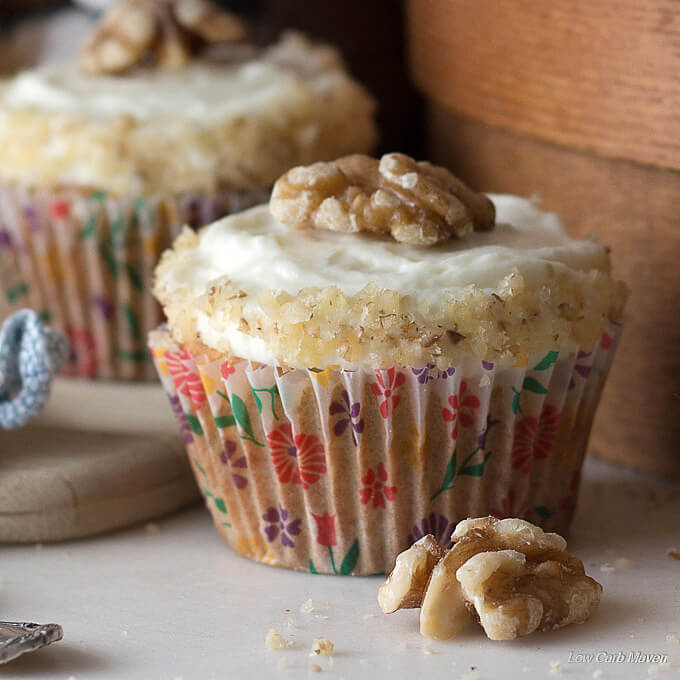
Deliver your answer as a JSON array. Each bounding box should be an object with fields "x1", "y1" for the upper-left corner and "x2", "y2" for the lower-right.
[
  {"x1": 269, "y1": 153, "x2": 495, "y2": 246},
  {"x1": 379, "y1": 516, "x2": 602, "y2": 641},
  {"x1": 79, "y1": 0, "x2": 247, "y2": 75}
]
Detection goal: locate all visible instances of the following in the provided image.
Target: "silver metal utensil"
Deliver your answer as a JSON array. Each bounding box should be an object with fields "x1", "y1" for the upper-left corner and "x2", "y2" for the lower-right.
[{"x1": 0, "y1": 621, "x2": 63, "y2": 664}]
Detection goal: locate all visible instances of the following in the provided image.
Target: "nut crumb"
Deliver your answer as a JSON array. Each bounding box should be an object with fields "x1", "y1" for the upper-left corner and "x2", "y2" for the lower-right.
[
  {"x1": 277, "y1": 658, "x2": 288, "y2": 670},
  {"x1": 422, "y1": 643, "x2": 435, "y2": 655},
  {"x1": 600, "y1": 562, "x2": 616, "y2": 573},
  {"x1": 270, "y1": 153, "x2": 495, "y2": 246},
  {"x1": 310, "y1": 663, "x2": 322, "y2": 673},
  {"x1": 265, "y1": 629, "x2": 286, "y2": 651},
  {"x1": 667, "y1": 549, "x2": 680, "y2": 560},
  {"x1": 666, "y1": 633, "x2": 679, "y2": 645},
  {"x1": 614, "y1": 558, "x2": 633, "y2": 569},
  {"x1": 550, "y1": 660, "x2": 562, "y2": 673},
  {"x1": 300, "y1": 599, "x2": 314, "y2": 613},
  {"x1": 311, "y1": 637, "x2": 334, "y2": 657}
]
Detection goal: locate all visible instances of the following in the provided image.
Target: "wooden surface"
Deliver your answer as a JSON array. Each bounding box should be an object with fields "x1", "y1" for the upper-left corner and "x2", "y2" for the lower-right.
[
  {"x1": 408, "y1": 0, "x2": 680, "y2": 171},
  {"x1": 0, "y1": 426, "x2": 200, "y2": 542},
  {"x1": 426, "y1": 105, "x2": 680, "y2": 477}
]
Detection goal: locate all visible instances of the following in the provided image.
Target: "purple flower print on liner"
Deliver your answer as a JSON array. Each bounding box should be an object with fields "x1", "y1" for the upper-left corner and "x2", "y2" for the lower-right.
[
  {"x1": 262, "y1": 506, "x2": 302, "y2": 548},
  {"x1": 22, "y1": 206, "x2": 41, "y2": 233},
  {"x1": 329, "y1": 389, "x2": 364, "y2": 445},
  {"x1": 411, "y1": 365, "x2": 456, "y2": 384},
  {"x1": 168, "y1": 394, "x2": 193, "y2": 444},
  {"x1": 0, "y1": 227, "x2": 12, "y2": 249},
  {"x1": 569, "y1": 350, "x2": 592, "y2": 389},
  {"x1": 408, "y1": 512, "x2": 455, "y2": 549},
  {"x1": 482, "y1": 360, "x2": 494, "y2": 371},
  {"x1": 219, "y1": 440, "x2": 248, "y2": 489},
  {"x1": 91, "y1": 294, "x2": 113, "y2": 320},
  {"x1": 477, "y1": 412, "x2": 500, "y2": 450}
]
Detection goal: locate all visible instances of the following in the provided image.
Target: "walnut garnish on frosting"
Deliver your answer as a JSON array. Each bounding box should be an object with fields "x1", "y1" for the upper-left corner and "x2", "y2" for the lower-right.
[
  {"x1": 79, "y1": 0, "x2": 247, "y2": 75},
  {"x1": 269, "y1": 153, "x2": 495, "y2": 246}
]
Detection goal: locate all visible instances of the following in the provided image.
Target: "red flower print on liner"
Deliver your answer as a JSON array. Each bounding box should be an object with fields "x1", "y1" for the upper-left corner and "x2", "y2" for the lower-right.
[
  {"x1": 442, "y1": 380, "x2": 480, "y2": 439},
  {"x1": 220, "y1": 360, "x2": 236, "y2": 380},
  {"x1": 360, "y1": 463, "x2": 397, "y2": 508},
  {"x1": 267, "y1": 423, "x2": 326, "y2": 490},
  {"x1": 511, "y1": 404, "x2": 561, "y2": 474},
  {"x1": 165, "y1": 350, "x2": 206, "y2": 409},
  {"x1": 600, "y1": 331, "x2": 613, "y2": 350},
  {"x1": 490, "y1": 489, "x2": 529, "y2": 520},
  {"x1": 312, "y1": 512, "x2": 337, "y2": 547},
  {"x1": 64, "y1": 326, "x2": 97, "y2": 378},
  {"x1": 371, "y1": 368, "x2": 405, "y2": 418},
  {"x1": 50, "y1": 200, "x2": 70, "y2": 220}
]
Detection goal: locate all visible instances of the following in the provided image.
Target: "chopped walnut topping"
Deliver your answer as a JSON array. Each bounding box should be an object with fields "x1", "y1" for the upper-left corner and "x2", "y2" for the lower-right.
[
  {"x1": 79, "y1": 0, "x2": 247, "y2": 75},
  {"x1": 270, "y1": 153, "x2": 495, "y2": 246},
  {"x1": 265, "y1": 629, "x2": 286, "y2": 650},
  {"x1": 311, "y1": 637, "x2": 334, "y2": 657},
  {"x1": 379, "y1": 516, "x2": 602, "y2": 641},
  {"x1": 378, "y1": 535, "x2": 445, "y2": 613}
]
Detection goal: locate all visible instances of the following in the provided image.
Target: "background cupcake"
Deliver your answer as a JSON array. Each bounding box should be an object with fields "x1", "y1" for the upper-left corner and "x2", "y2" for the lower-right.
[
  {"x1": 150, "y1": 153, "x2": 627, "y2": 574},
  {"x1": 0, "y1": 0, "x2": 376, "y2": 379}
]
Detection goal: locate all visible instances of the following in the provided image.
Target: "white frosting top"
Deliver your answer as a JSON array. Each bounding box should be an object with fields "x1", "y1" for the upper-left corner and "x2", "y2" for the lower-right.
[
  {"x1": 163, "y1": 195, "x2": 608, "y2": 299},
  {"x1": 157, "y1": 195, "x2": 612, "y2": 364},
  {"x1": 1, "y1": 56, "x2": 324, "y2": 124}
]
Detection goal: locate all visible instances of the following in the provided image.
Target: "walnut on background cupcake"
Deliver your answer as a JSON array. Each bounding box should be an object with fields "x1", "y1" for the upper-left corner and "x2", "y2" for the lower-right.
[
  {"x1": 0, "y1": 0, "x2": 376, "y2": 379},
  {"x1": 150, "y1": 152, "x2": 626, "y2": 575}
]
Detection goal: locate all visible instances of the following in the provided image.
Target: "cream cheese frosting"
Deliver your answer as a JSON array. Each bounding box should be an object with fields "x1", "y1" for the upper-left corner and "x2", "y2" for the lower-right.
[
  {"x1": 0, "y1": 33, "x2": 376, "y2": 194},
  {"x1": 2, "y1": 53, "x2": 332, "y2": 124},
  {"x1": 154, "y1": 195, "x2": 627, "y2": 369},
  {"x1": 161, "y1": 195, "x2": 609, "y2": 301}
]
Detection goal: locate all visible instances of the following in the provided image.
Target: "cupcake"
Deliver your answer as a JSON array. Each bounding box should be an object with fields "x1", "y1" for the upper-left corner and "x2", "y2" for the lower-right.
[
  {"x1": 149, "y1": 153, "x2": 627, "y2": 574},
  {"x1": 0, "y1": 0, "x2": 376, "y2": 380}
]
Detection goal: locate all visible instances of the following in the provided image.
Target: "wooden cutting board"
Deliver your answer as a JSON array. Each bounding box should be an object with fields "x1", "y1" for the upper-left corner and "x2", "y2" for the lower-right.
[{"x1": 0, "y1": 425, "x2": 200, "y2": 543}]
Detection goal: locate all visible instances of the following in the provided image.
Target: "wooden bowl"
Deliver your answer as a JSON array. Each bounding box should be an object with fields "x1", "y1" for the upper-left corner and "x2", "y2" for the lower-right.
[{"x1": 407, "y1": 0, "x2": 680, "y2": 477}]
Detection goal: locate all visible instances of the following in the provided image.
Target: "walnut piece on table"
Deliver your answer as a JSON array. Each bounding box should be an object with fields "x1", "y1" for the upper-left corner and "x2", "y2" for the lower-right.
[
  {"x1": 270, "y1": 153, "x2": 495, "y2": 246},
  {"x1": 379, "y1": 516, "x2": 602, "y2": 641}
]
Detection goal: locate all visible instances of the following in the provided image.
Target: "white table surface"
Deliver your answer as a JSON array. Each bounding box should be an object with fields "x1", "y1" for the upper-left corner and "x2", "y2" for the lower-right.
[{"x1": 3, "y1": 457, "x2": 679, "y2": 680}]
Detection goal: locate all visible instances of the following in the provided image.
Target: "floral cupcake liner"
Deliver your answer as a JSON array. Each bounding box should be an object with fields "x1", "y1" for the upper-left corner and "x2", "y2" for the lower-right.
[
  {"x1": 149, "y1": 321, "x2": 621, "y2": 575},
  {"x1": 0, "y1": 185, "x2": 268, "y2": 380}
]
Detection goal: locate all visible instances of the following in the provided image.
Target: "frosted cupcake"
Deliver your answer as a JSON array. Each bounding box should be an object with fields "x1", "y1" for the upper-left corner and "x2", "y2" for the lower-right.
[
  {"x1": 0, "y1": 0, "x2": 376, "y2": 379},
  {"x1": 150, "y1": 153, "x2": 627, "y2": 574}
]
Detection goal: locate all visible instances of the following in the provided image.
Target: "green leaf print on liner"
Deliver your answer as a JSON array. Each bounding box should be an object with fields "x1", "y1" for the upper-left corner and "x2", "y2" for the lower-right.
[
  {"x1": 123, "y1": 303, "x2": 141, "y2": 340},
  {"x1": 339, "y1": 539, "x2": 360, "y2": 575},
  {"x1": 533, "y1": 351, "x2": 559, "y2": 371},
  {"x1": 194, "y1": 457, "x2": 231, "y2": 525},
  {"x1": 533, "y1": 505, "x2": 552, "y2": 527},
  {"x1": 117, "y1": 348, "x2": 151, "y2": 362},
  {"x1": 125, "y1": 262, "x2": 144, "y2": 292},
  {"x1": 309, "y1": 559, "x2": 319, "y2": 574},
  {"x1": 431, "y1": 446, "x2": 493, "y2": 500},
  {"x1": 522, "y1": 377, "x2": 548, "y2": 395},
  {"x1": 214, "y1": 414, "x2": 236, "y2": 429},
  {"x1": 78, "y1": 216, "x2": 97, "y2": 240},
  {"x1": 252, "y1": 385, "x2": 280, "y2": 420},
  {"x1": 231, "y1": 393, "x2": 264, "y2": 446},
  {"x1": 185, "y1": 414, "x2": 203, "y2": 435},
  {"x1": 6, "y1": 282, "x2": 29, "y2": 303},
  {"x1": 90, "y1": 190, "x2": 106, "y2": 201}
]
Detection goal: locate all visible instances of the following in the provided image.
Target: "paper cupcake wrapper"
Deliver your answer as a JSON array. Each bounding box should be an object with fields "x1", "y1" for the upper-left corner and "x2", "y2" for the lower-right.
[
  {"x1": 149, "y1": 322, "x2": 621, "y2": 575},
  {"x1": 0, "y1": 185, "x2": 268, "y2": 380}
]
